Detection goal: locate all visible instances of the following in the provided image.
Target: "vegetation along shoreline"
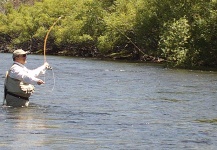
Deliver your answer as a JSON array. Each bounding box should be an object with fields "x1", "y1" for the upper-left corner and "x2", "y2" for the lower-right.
[{"x1": 1, "y1": 0, "x2": 217, "y2": 70}]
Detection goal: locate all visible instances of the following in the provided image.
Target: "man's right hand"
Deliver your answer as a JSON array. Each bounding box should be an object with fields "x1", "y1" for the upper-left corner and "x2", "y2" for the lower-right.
[
  {"x1": 44, "y1": 62, "x2": 52, "y2": 70},
  {"x1": 37, "y1": 79, "x2": 45, "y2": 85}
]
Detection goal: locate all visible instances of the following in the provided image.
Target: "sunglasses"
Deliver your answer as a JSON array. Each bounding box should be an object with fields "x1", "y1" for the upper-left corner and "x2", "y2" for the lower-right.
[{"x1": 19, "y1": 54, "x2": 27, "y2": 57}]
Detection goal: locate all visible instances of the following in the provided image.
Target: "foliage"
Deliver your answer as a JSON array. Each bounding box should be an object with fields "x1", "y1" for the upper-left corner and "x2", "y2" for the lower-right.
[
  {"x1": 159, "y1": 17, "x2": 190, "y2": 67},
  {"x1": 97, "y1": 0, "x2": 140, "y2": 54},
  {"x1": 189, "y1": 1, "x2": 217, "y2": 67},
  {"x1": 0, "y1": 0, "x2": 217, "y2": 68},
  {"x1": 134, "y1": 0, "x2": 159, "y2": 55}
]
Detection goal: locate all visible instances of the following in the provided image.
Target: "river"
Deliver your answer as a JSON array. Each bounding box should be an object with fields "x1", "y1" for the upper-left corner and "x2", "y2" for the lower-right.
[{"x1": 0, "y1": 53, "x2": 217, "y2": 149}]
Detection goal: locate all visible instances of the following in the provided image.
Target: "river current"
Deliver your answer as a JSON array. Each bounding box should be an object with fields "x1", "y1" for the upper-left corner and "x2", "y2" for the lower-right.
[{"x1": 0, "y1": 53, "x2": 217, "y2": 149}]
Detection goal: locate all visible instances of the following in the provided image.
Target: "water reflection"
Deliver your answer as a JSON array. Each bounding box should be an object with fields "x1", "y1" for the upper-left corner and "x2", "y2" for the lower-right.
[{"x1": 1, "y1": 105, "x2": 49, "y2": 148}]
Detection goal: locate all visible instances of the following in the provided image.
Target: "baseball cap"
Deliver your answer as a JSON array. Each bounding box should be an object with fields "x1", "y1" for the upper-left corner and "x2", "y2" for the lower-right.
[{"x1": 12, "y1": 49, "x2": 27, "y2": 58}]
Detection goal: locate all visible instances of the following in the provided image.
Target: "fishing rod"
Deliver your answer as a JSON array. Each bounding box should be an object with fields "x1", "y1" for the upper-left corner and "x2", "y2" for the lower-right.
[
  {"x1": 43, "y1": 16, "x2": 62, "y2": 91},
  {"x1": 43, "y1": 16, "x2": 62, "y2": 63}
]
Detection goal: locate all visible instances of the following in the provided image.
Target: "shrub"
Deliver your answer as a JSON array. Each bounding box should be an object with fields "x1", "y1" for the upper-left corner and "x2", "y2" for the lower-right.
[{"x1": 159, "y1": 17, "x2": 190, "y2": 67}]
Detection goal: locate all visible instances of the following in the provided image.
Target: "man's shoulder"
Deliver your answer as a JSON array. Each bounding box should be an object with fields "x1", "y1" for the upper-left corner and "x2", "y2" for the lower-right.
[
  {"x1": 11, "y1": 63, "x2": 20, "y2": 69},
  {"x1": 10, "y1": 63, "x2": 24, "y2": 72}
]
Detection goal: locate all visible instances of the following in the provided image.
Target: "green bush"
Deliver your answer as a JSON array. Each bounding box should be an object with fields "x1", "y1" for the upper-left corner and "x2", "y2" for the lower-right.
[{"x1": 159, "y1": 17, "x2": 190, "y2": 67}]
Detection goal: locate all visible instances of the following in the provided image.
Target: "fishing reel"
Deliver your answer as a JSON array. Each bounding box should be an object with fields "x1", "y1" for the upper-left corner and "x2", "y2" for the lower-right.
[{"x1": 46, "y1": 65, "x2": 53, "y2": 70}]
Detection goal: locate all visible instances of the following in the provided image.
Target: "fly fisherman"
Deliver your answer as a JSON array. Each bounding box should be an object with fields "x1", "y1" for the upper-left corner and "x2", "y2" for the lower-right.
[{"x1": 3, "y1": 49, "x2": 50, "y2": 107}]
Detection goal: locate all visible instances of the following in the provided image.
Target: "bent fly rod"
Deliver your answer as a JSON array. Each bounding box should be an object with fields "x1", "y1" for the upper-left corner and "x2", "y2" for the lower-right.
[
  {"x1": 43, "y1": 16, "x2": 62, "y2": 63},
  {"x1": 43, "y1": 16, "x2": 62, "y2": 91}
]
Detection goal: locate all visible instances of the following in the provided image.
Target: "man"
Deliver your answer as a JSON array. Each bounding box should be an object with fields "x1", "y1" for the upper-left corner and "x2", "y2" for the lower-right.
[{"x1": 4, "y1": 49, "x2": 50, "y2": 107}]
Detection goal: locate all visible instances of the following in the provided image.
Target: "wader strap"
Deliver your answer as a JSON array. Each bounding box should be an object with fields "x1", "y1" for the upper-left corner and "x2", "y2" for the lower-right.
[
  {"x1": 7, "y1": 91, "x2": 29, "y2": 101},
  {"x1": 3, "y1": 71, "x2": 9, "y2": 105}
]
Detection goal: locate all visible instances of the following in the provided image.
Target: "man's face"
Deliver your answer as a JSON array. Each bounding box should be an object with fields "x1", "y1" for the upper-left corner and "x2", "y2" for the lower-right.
[{"x1": 15, "y1": 54, "x2": 27, "y2": 64}]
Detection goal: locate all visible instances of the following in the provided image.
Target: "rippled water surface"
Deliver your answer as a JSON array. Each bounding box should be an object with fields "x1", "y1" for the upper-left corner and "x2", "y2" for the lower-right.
[{"x1": 0, "y1": 53, "x2": 217, "y2": 149}]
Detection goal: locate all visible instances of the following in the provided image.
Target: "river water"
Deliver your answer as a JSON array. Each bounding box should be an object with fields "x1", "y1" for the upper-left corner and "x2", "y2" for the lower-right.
[{"x1": 0, "y1": 53, "x2": 217, "y2": 149}]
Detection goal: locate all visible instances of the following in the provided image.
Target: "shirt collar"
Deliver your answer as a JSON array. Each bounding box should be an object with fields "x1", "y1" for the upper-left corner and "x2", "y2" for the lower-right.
[{"x1": 14, "y1": 61, "x2": 25, "y2": 68}]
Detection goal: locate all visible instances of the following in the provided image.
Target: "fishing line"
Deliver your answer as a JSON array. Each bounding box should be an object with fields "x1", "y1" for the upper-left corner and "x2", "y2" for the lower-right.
[
  {"x1": 110, "y1": 24, "x2": 145, "y2": 55},
  {"x1": 43, "y1": 67, "x2": 56, "y2": 92},
  {"x1": 100, "y1": 17, "x2": 145, "y2": 55}
]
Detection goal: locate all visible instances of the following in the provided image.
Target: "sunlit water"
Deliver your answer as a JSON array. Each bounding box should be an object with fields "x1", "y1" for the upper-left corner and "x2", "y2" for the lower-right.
[{"x1": 0, "y1": 53, "x2": 217, "y2": 150}]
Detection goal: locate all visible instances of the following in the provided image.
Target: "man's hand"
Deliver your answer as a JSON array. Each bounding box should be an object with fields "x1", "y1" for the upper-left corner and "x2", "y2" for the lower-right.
[
  {"x1": 44, "y1": 62, "x2": 49, "y2": 68},
  {"x1": 37, "y1": 79, "x2": 45, "y2": 85},
  {"x1": 44, "y1": 62, "x2": 52, "y2": 70}
]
